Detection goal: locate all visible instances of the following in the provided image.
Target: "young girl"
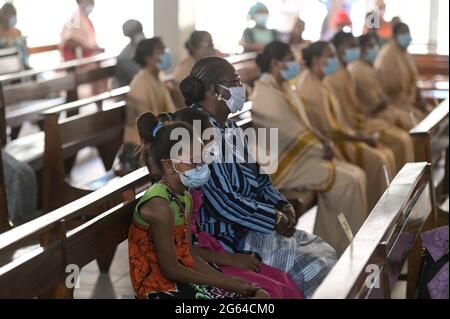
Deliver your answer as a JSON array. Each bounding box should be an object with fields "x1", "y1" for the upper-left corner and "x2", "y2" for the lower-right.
[
  {"x1": 128, "y1": 112, "x2": 269, "y2": 299},
  {"x1": 171, "y1": 108, "x2": 304, "y2": 299}
]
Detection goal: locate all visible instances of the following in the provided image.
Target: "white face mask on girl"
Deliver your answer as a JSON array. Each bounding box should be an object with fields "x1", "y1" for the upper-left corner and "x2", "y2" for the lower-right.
[{"x1": 217, "y1": 84, "x2": 246, "y2": 114}]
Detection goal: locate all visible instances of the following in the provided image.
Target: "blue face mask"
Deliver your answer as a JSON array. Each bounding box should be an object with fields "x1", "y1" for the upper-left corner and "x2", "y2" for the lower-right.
[
  {"x1": 364, "y1": 46, "x2": 379, "y2": 63},
  {"x1": 343, "y1": 47, "x2": 361, "y2": 64},
  {"x1": 281, "y1": 61, "x2": 301, "y2": 81},
  {"x1": 158, "y1": 52, "x2": 173, "y2": 71},
  {"x1": 254, "y1": 14, "x2": 268, "y2": 27},
  {"x1": 8, "y1": 16, "x2": 17, "y2": 28},
  {"x1": 176, "y1": 164, "x2": 211, "y2": 189},
  {"x1": 323, "y1": 56, "x2": 339, "y2": 76},
  {"x1": 397, "y1": 33, "x2": 412, "y2": 49}
]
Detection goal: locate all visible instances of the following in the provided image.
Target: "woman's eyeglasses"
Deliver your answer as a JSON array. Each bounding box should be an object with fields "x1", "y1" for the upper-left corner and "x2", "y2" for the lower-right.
[{"x1": 217, "y1": 75, "x2": 243, "y2": 87}]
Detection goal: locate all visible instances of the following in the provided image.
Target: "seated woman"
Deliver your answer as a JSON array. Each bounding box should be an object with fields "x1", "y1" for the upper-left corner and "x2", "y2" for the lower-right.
[
  {"x1": 349, "y1": 33, "x2": 416, "y2": 130},
  {"x1": 241, "y1": 2, "x2": 279, "y2": 53},
  {"x1": 374, "y1": 22, "x2": 430, "y2": 117},
  {"x1": 128, "y1": 112, "x2": 269, "y2": 299},
  {"x1": 171, "y1": 108, "x2": 303, "y2": 299},
  {"x1": 0, "y1": 3, "x2": 29, "y2": 69},
  {"x1": 179, "y1": 56, "x2": 337, "y2": 298},
  {"x1": 325, "y1": 31, "x2": 414, "y2": 172},
  {"x1": 125, "y1": 37, "x2": 177, "y2": 145},
  {"x1": 296, "y1": 41, "x2": 396, "y2": 210},
  {"x1": 251, "y1": 41, "x2": 368, "y2": 256},
  {"x1": 174, "y1": 31, "x2": 219, "y2": 84}
]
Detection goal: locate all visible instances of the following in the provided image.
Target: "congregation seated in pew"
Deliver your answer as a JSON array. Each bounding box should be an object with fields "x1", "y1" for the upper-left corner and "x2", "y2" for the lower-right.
[
  {"x1": 326, "y1": 31, "x2": 414, "y2": 172},
  {"x1": 250, "y1": 41, "x2": 367, "y2": 256},
  {"x1": 178, "y1": 56, "x2": 337, "y2": 298},
  {"x1": 297, "y1": 41, "x2": 396, "y2": 210},
  {"x1": 349, "y1": 33, "x2": 417, "y2": 130}
]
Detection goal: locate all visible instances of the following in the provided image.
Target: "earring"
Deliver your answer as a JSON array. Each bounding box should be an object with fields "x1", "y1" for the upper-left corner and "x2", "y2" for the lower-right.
[{"x1": 171, "y1": 170, "x2": 175, "y2": 175}]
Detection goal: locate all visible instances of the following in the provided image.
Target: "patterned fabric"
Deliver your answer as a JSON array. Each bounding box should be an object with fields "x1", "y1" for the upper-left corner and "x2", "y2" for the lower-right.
[
  {"x1": 243, "y1": 230, "x2": 337, "y2": 298},
  {"x1": 128, "y1": 182, "x2": 239, "y2": 299},
  {"x1": 192, "y1": 104, "x2": 288, "y2": 252}
]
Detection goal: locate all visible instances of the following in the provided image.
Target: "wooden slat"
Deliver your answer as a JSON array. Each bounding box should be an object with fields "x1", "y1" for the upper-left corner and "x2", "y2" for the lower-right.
[
  {"x1": 0, "y1": 168, "x2": 149, "y2": 253},
  {"x1": 312, "y1": 162, "x2": 433, "y2": 299},
  {"x1": 0, "y1": 152, "x2": 10, "y2": 233}
]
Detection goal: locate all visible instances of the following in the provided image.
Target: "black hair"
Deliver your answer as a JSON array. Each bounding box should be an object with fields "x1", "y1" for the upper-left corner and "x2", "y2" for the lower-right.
[
  {"x1": 393, "y1": 22, "x2": 409, "y2": 35},
  {"x1": 256, "y1": 41, "x2": 292, "y2": 73},
  {"x1": 358, "y1": 34, "x2": 375, "y2": 48},
  {"x1": 179, "y1": 57, "x2": 235, "y2": 106},
  {"x1": 185, "y1": 31, "x2": 211, "y2": 56},
  {"x1": 134, "y1": 37, "x2": 164, "y2": 68},
  {"x1": 174, "y1": 108, "x2": 213, "y2": 140},
  {"x1": 302, "y1": 41, "x2": 329, "y2": 68},
  {"x1": 137, "y1": 112, "x2": 193, "y2": 182},
  {"x1": 331, "y1": 31, "x2": 354, "y2": 49}
]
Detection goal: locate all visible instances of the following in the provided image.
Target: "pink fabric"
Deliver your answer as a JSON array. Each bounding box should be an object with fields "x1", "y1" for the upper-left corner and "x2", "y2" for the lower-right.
[{"x1": 190, "y1": 189, "x2": 304, "y2": 299}]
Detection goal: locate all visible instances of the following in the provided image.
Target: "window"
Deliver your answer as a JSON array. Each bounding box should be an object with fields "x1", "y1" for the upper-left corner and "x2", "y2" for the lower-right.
[{"x1": 8, "y1": 0, "x2": 154, "y2": 54}]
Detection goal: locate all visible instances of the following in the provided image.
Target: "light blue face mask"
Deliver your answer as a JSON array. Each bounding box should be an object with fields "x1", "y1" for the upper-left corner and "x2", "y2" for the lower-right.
[
  {"x1": 397, "y1": 33, "x2": 412, "y2": 49},
  {"x1": 281, "y1": 61, "x2": 301, "y2": 81},
  {"x1": 9, "y1": 16, "x2": 17, "y2": 28},
  {"x1": 158, "y1": 52, "x2": 173, "y2": 71},
  {"x1": 364, "y1": 46, "x2": 379, "y2": 63},
  {"x1": 175, "y1": 164, "x2": 211, "y2": 189},
  {"x1": 343, "y1": 47, "x2": 361, "y2": 64},
  {"x1": 323, "y1": 56, "x2": 339, "y2": 76}
]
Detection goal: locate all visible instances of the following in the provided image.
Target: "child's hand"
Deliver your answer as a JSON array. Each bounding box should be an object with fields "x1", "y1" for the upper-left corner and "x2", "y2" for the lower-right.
[{"x1": 230, "y1": 253, "x2": 261, "y2": 272}]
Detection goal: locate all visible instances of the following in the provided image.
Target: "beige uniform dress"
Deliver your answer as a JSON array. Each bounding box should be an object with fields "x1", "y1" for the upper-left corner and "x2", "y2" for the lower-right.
[
  {"x1": 349, "y1": 59, "x2": 416, "y2": 130},
  {"x1": 325, "y1": 66, "x2": 414, "y2": 171},
  {"x1": 297, "y1": 70, "x2": 396, "y2": 210},
  {"x1": 251, "y1": 74, "x2": 368, "y2": 256}
]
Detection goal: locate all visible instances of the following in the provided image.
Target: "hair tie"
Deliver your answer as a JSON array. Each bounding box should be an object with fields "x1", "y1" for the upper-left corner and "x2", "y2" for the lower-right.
[{"x1": 152, "y1": 122, "x2": 164, "y2": 137}]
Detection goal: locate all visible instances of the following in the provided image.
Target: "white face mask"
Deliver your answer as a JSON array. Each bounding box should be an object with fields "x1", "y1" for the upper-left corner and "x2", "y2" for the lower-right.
[{"x1": 217, "y1": 84, "x2": 246, "y2": 114}]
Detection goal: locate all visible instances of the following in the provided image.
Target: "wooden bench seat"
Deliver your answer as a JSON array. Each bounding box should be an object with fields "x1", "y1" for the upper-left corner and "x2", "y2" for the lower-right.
[
  {"x1": 313, "y1": 162, "x2": 438, "y2": 299},
  {"x1": 0, "y1": 168, "x2": 150, "y2": 298},
  {"x1": 410, "y1": 99, "x2": 449, "y2": 201}
]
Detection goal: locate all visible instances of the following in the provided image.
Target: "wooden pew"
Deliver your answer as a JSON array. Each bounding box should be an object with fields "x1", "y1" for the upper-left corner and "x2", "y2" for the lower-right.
[
  {"x1": 4, "y1": 86, "x2": 128, "y2": 173},
  {"x1": 0, "y1": 54, "x2": 117, "y2": 145},
  {"x1": 0, "y1": 168, "x2": 150, "y2": 298},
  {"x1": 410, "y1": 99, "x2": 449, "y2": 204},
  {"x1": 413, "y1": 54, "x2": 449, "y2": 78},
  {"x1": 226, "y1": 52, "x2": 259, "y2": 88},
  {"x1": 313, "y1": 162, "x2": 438, "y2": 299},
  {"x1": 41, "y1": 100, "x2": 126, "y2": 212}
]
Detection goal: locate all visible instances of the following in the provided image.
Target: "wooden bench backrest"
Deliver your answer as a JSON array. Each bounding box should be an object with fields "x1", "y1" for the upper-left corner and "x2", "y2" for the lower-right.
[
  {"x1": 313, "y1": 162, "x2": 437, "y2": 299},
  {"x1": 0, "y1": 151, "x2": 9, "y2": 233},
  {"x1": 0, "y1": 168, "x2": 149, "y2": 298},
  {"x1": 410, "y1": 99, "x2": 449, "y2": 164},
  {"x1": 42, "y1": 101, "x2": 125, "y2": 211},
  {"x1": 413, "y1": 54, "x2": 449, "y2": 77}
]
